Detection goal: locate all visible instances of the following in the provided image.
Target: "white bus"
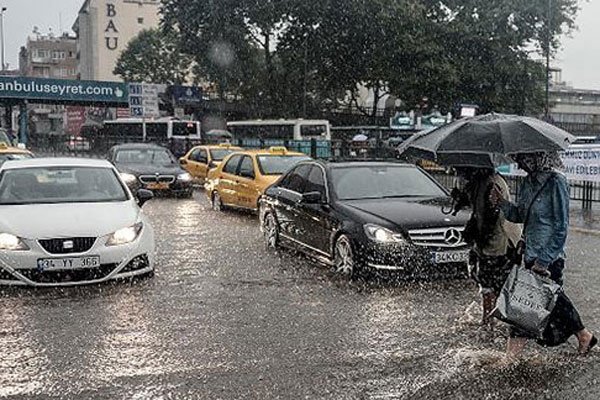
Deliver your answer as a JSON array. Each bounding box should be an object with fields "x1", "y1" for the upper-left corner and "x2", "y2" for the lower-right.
[
  {"x1": 227, "y1": 119, "x2": 331, "y2": 141},
  {"x1": 103, "y1": 117, "x2": 201, "y2": 141}
]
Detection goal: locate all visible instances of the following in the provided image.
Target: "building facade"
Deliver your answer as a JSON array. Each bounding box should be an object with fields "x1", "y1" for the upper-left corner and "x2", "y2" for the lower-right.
[
  {"x1": 73, "y1": 0, "x2": 161, "y2": 82},
  {"x1": 16, "y1": 33, "x2": 79, "y2": 136},
  {"x1": 549, "y1": 69, "x2": 600, "y2": 136},
  {"x1": 18, "y1": 33, "x2": 78, "y2": 79}
]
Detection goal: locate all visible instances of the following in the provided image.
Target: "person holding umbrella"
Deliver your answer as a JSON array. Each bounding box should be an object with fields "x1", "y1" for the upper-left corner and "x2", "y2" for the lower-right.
[
  {"x1": 399, "y1": 113, "x2": 596, "y2": 359},
  {"x1": 490, "y1": 151, "x2": 596, "y2": 360},
  {"x1": 453, "y1": 167, "x2": 521, "y2": 328}
]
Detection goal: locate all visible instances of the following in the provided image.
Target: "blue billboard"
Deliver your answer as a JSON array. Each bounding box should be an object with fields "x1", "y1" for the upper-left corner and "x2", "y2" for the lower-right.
[{"x1": 0, "y1": 76, "x2": 129, "y2": 104}]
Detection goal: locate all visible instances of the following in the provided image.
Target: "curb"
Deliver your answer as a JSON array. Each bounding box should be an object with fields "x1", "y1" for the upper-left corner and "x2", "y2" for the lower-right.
[{"x1": 570, "y1": 226, "x2": 600, "y2": 237}]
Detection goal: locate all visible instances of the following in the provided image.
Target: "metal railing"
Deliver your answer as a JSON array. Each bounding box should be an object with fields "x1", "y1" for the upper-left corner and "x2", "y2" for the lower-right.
[
  {"x1": 427, "y1": 170, "x2": 600, "y2": 211},
  {"x1": 26, "y1": 133, "x2": 600, "y2": 211}
]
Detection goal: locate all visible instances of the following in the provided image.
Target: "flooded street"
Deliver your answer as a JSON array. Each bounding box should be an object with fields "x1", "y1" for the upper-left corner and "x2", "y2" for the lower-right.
[{"x1": 0, "y1": 193, "x2": 598, "y2": 400}]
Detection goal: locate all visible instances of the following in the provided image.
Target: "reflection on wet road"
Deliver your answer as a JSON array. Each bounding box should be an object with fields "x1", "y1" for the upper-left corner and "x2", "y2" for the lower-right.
[{"x1": 0, "y1": 193, "x2": 598, "y2": 399}]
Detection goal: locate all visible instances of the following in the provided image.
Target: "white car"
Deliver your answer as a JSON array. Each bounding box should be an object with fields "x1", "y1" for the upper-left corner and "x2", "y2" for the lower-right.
[{"x1": 0, "y1": 158, "x2": 156, "y2": 286}]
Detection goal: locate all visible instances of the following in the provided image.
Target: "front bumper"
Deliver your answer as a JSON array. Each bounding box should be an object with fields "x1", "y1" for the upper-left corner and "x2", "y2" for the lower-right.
[
  {"x1": 357, "y1": 241, "x2": 469, "y2": 275},
  {"x1": 0, "y1": 225, "x2": 155, "y2": 287},
  {"x1": 126, "y1": 179, "x2": 194, "y2": 195}
]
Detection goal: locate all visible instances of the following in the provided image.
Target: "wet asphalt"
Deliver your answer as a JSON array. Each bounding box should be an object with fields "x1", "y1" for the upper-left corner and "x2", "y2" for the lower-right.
[{"x1": 0, "y1": 191, "x2": 599, "y2": 400}]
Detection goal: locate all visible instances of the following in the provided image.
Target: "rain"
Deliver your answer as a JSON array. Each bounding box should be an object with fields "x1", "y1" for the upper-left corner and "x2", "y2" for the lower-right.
[{"x1": 0, "y1": 0, "x2": 598, "y2": 399}]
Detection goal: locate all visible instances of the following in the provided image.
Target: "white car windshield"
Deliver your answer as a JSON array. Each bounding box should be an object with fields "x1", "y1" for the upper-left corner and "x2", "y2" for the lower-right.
[{"x1": 0, "y1": 167, "x2": 129, "y2": 205}]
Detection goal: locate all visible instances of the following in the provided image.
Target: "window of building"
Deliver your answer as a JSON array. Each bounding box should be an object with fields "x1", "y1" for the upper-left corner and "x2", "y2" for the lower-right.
[
  {"x1": 137, "y1": 17, "x2": 144, "y2": 24},
  {"x1": 51, "y1": 51, "x2": 66, "y2": 60},
  {"x1": 35, "y1": 49, "x2": 49, "y2": 59},
  {"x1": 33, "y1": 66, "x2": 51, "y2": 77}
]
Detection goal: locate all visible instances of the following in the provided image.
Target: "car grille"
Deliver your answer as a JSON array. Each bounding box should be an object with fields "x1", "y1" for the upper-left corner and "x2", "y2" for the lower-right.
[
  {"x1": 38, "y1": 237, "x2": 97, "y2": 254},
  {"x1": 18, "y1": 263, "x2": 118, "y2": 284},
  {"x1": 408, "y1": 226, "x2": 466, "y2": 248},
  {"x1": 139, "y1": 175, "x2": 175, "y2": 184}
]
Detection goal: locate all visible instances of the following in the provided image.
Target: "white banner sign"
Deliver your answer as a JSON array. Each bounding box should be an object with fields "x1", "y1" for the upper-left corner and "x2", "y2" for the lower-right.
[
  {"x1": 498, "y1": 145, "x2": 600, "y2": 182},
  {"x1": 561, "y1": 146, "x2": 600, "y2": 182}
]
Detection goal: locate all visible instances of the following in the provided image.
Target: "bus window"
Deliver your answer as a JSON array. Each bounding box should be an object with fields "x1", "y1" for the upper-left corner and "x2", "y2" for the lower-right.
[
  {"x1": 106, "y1": 123, "x2": 143, "y2": 138},
  {"x1": 300, "y1": 124, "x2": 327, "y2": 138},
  {"x1": 146, "y1": 123, "x2": 169, "y2": 140},
  {"x1": 173, "y1": 122, "x2": 199, "y2": 137}
]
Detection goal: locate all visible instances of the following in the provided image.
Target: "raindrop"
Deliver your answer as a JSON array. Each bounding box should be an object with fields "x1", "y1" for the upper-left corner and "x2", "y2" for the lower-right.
[{"x1": 209, "y1": 41, "x2": 235, "y2": 68}]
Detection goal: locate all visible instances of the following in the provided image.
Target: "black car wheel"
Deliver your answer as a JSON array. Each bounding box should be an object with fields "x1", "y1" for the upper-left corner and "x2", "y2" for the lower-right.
[
  {"x1": 263, "y1": 212, "x2": 279, "y2": 249},
  {"x1": 212, "y1": 192, "x2": 224, "y2": 212},
  {"x1": 334, "y1": 235, "x2": 355, "y2": 278}
]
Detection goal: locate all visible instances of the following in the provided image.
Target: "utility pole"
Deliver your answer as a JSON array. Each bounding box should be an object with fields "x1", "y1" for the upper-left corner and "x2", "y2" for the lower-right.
[
  {"x1": 0, "y1": 7, "x2": 7, "y2": 71},
  {"x1": 545, "y1": 0, "x2": 552, "y2": 119}
]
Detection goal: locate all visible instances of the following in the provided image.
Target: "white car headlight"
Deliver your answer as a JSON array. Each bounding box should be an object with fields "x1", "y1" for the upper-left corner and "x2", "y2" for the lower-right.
[
  {"x1": 177, "y1": 172, "x2": 192, "y2": 182},
  {"x1": 0, "y1": 233, "x2": 29, "y2": 250},
  {"x1": 363, "y1": 224, "x2": 405, "y2": 244},
  {"x1": 106, "y1": 222, "x2": 143, "y2": 246},
  {"x1": 120, "y1": 173, "x2": 137, "y2": 184}
]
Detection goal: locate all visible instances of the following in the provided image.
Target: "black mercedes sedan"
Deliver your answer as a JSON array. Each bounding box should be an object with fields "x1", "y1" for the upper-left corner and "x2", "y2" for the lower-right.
[
  {"x1": 107, "y1": 143, "x2": 194, "y2": 197},
  {"x1": 258, "y1": 161, "x2": 470, "y2": 278}
]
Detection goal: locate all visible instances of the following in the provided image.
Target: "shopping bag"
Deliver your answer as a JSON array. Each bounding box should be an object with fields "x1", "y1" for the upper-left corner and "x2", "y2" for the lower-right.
[{"x1": 492, "y1": 265, "x2": 561, "y2": 338}]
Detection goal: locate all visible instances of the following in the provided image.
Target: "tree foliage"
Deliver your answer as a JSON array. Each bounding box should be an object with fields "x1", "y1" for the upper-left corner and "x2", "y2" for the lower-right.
[
  {"x1": 114, "y1": 28, "x2": 192, "y2": 84},
  {"x1": 160, "y1": 0, "x2": 580, "y2": 117}
]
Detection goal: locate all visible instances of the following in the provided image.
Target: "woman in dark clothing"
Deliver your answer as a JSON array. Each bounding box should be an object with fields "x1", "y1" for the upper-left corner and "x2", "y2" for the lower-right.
[
  {"x1": 454, "y1": 167, "x2": 521, "y2": 327},
  {"x1": 490, "y1": 152, "x2": 596, "y2": 361}
]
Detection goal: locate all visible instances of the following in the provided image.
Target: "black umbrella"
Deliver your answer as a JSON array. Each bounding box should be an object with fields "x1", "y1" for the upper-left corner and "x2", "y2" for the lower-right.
[{"x1": 398, "y1": 113, "x2": 576, "y2": 167}]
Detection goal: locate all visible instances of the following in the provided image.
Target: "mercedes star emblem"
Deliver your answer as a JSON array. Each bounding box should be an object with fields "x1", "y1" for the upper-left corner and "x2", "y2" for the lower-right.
[{"x1": 444, "y1": 229, "x2": 462, "y2": 246}]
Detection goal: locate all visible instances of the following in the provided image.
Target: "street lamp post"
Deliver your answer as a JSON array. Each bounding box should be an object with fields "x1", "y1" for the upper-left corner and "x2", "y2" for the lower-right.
[
  {"x1": 0, "y1": 7, "x2": 7, "y2": 72},
  {"x1": 545, "y1": 0, "x2": 552, "y2": 118}
]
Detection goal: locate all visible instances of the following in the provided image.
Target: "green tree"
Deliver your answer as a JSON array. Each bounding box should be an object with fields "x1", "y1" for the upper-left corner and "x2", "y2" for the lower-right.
[
  {"x1": 161, "y1": 0, "x2": 580, "y2": 118},
  {"x1": 114, "y1": 28, "x2": 192, "y2": 84}
]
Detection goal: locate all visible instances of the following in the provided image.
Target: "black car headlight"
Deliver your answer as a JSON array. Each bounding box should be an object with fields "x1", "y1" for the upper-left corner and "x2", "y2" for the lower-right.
[
  {"x1": 177, "y1": 172, "x2": 192, "y2": 182},
  {"x1": 363, "y1": 224, "x2": 406, "y2": 244}
]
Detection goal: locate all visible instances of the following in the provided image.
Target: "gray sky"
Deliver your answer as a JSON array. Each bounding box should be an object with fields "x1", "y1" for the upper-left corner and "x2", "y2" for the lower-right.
[{"x1": 2, "y1": 0, "x2": 599, "y2": 89}]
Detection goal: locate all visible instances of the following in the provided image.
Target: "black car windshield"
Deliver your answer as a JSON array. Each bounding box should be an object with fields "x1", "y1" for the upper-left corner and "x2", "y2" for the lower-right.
[
  {"x1": 257, "y1": 155, "x2": 311, "y2": 175},
  {"x1": 115, "y1": 149, "x2": 175, "y2": 165},
  {"x1": 210, "y1": 148, "x2": 238, "y2": 161},
  {"x1": 0, "y1": 167, "x2": 129, "y2": 205},
  {"x1": 332, "y1": 166, "x2": 446, "y2": 200}
]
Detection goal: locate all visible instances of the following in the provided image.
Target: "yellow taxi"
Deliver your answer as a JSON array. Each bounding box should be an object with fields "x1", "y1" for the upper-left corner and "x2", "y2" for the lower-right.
[
  {"x1": 179, "y1": 143, "x2": 243, "y2": 183},
  {"x1": 0, "y1": 142, "x2": 34, "y2": 163},
  {"x1": 205, "y1": 147, "x2": 311, "y2": 212}
]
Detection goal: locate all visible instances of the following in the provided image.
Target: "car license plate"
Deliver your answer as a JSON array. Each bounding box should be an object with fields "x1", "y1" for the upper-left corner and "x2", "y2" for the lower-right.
[
  {"x1": 147, "y1": 182, "x2": 169, "y2": 190},
  {"x1": 37, "y1": 256, "x2": 100, "y2": 270},
  {"x1": 432, "y1": 250, "x2": 469, "y2": 264}
]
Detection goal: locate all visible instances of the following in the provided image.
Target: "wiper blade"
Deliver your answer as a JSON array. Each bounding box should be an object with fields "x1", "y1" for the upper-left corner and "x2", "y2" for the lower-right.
[{"x1": 378, "y1": 194, "x2": 425, "y2": 199}]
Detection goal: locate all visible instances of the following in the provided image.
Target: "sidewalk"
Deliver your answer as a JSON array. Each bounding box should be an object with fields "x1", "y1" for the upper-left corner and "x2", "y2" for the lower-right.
[{"x1": 570, "y1": 207, "x2": 600, "y2": 234}]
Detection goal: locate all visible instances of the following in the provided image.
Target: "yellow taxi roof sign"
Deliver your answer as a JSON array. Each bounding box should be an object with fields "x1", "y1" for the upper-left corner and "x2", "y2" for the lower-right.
[
  {"x1": 218, "y1": 143, "x2": 232, "y2": 147},
  {"x1": 268, "y1": 146, "x2": 288, "y2": 154}
]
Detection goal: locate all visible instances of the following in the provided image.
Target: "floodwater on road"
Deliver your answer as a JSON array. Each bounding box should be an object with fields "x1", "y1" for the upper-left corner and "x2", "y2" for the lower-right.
[{"x1": 0, "y1": 193, "x2": 598, "y2": 399}]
